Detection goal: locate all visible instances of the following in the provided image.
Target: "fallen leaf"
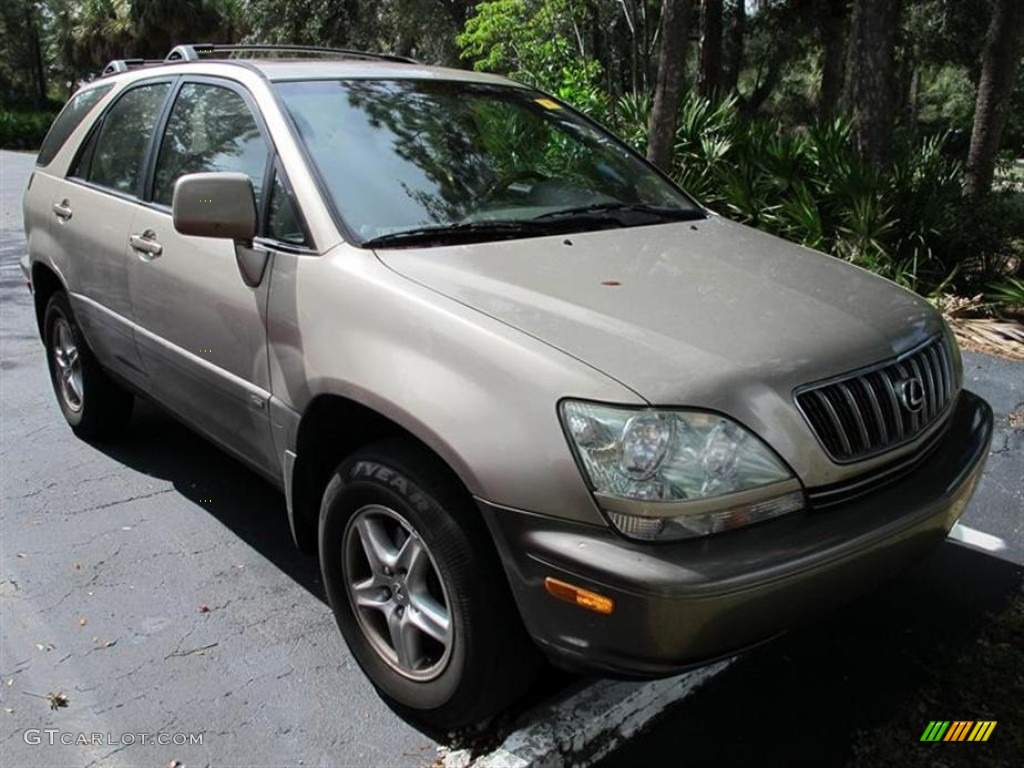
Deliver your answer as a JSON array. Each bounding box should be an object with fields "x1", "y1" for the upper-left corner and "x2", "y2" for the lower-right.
[
  {"x1": 78, "y1": 617, "x2": 88, "y2": 627},
  {"x1": 197, "y1": 605, "x2": 210, "y2": 614},
  {"x1": 1010, "y1": 407, "x2": 1024, "y2": 429}
]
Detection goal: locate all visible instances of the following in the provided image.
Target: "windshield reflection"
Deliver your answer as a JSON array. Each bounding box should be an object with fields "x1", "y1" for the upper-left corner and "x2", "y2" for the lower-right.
[{"x1": 276, "y1": 79, "x2": 699, "y2": 243}]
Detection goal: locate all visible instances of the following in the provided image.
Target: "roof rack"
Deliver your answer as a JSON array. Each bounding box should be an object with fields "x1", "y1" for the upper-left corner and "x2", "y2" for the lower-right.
[
  {"x1": 99, "y1": 58, "x2": 164, "y2": 78},
  {"x1": 164, "y1": 43, "x2": 418, "y2": 65}
]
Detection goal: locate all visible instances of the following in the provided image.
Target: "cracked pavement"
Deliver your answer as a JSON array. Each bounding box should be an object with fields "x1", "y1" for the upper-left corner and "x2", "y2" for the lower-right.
[{"x1": 958, "y1": 353, "x2": 1024, "y2": 560}]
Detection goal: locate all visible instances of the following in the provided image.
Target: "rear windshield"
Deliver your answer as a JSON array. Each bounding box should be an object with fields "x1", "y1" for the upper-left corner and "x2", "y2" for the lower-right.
[
  {"x1": 275, "y1": 79, "x2": 700, "y2": 244},
  {"x1": 36, "y1": 84, "x2": 115, "y2": 167}
]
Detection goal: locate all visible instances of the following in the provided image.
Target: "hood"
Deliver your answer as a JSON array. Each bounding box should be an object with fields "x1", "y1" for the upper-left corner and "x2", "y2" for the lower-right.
[{"x1": 375, "y1": 215, "x2": 941, "y2": 408}]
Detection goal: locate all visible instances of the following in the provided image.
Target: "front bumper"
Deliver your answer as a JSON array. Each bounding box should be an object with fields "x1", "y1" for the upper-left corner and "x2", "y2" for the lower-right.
[{"x1": 480, "y1": 390, "x2": 993, "y2": 677}]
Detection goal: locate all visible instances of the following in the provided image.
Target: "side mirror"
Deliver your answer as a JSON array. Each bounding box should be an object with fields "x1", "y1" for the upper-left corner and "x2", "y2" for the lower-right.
[{"x1": 172, "y1": 172, "x2": 257, "y2": 242}]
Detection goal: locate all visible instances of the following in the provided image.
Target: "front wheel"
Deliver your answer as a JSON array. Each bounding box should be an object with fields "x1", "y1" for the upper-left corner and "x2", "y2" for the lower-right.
[{"x1": 319, "y1": 439, "x2": 540, "y2": 729}]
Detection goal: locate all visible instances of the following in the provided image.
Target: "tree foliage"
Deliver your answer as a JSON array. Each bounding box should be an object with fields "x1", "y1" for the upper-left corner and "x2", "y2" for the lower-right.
[{"x1": 457, "y1": 1, "x2": 606, "y2": 111}]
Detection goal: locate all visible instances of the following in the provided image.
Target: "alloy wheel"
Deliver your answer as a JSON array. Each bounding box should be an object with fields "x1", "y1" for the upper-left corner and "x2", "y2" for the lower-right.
[
  {"x1": 342, "y1": 504, "x2": 454, "y2": 681},
  {"x1": 52, "y1": 318, "x2": 83, "y2": 412}
]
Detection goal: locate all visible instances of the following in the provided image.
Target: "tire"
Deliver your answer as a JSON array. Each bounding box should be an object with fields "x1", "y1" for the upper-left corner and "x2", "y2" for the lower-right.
[
  {"x1": 319, "y1": 438, "x2": 541, "y2": 729},
  {"x1": 43, "y1": 292, "x2": 133, "y2": 439}
]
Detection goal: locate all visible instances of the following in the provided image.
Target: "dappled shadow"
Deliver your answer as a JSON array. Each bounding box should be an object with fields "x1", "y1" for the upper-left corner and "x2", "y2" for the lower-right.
[
  {"x1": 599, "y1": 541, "x2": 1023, "y2": 767},
  {"x1": 86, "y1": 399, "x2": 578, "y2": 742},
  {"x1": 89, "y1": 399, "x2": 324, "y2": 599}
]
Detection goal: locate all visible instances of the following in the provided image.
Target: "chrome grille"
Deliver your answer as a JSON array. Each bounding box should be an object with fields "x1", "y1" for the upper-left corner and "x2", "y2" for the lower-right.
[{"x1": 796, "y1": 336, "x2": 956, "y2": 463}]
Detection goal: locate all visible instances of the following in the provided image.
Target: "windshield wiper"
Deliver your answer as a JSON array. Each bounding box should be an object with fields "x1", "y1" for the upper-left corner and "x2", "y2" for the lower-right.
[
  {"x1": 534, "y1": 202, "x2": 706, "y2": 223},
  {"x1": 362, "y1": 220, "x2": 559, "y2": 248}
]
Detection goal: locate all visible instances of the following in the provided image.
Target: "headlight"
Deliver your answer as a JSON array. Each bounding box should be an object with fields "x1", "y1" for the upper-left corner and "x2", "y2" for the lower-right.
[{"x1": 560, "y1": 401, "x2": 804, "y2": 541}]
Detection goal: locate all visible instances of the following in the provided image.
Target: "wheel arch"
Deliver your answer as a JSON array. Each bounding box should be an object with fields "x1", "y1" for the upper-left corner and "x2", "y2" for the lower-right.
[
  {"x1": 31, "y1": 261, "x2": 66, "y2": 338},
  {"x1": 288, "y1": 393, "x2": 482, "y2": 555}
]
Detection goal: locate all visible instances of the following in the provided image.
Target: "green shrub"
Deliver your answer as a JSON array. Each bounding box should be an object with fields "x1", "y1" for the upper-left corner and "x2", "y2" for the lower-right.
[
  {"x1": 0, "y1": 109, "x2": 57, "y2": 150},
  {"x1": 988, "y1": 276, "x2": 1024, "y2": 310},
  {"x1": 601, "y1": 91, "x2": 1024, "y2": 304}
]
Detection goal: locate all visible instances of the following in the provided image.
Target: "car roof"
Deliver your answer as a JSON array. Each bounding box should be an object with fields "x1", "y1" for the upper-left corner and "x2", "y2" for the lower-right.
[
  {"x1": 92, "y1": 55, "x2": 530, "y2": 91},
  {"x1": 249, "y1": 60, "x2": 528, "y2": 87}
]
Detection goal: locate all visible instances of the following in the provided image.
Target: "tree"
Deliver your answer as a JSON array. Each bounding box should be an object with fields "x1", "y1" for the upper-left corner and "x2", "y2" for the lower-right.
[
  {"x1": 600, "y1": 0, "x2": 659, "y2": 95},
  {"x1": 722, "y1": 0, "x2": 744, "y2": 93},
  {"x1": 0, "y1": 0, "x2": 50, "y2": 107},
  {"x1": 132, "y1": 0, "x2": 245, "y2": 60},
  {"x1": 843, "y1": 0, "x2": 901, "y2": 166},
  {"x1": 965, "y1": 0, "x2": 1024, "y2": 196},
  {"x1": 817, "y1": 0, "x2": 848, "y2": 118},
  {"x1": 647, "y1": 0, "x2": 694, "y2": 171},
  {"x1": 738, "y1": 0, "x2": 813, "y2": 117},
  {"x1": 700, "y1": 0, "x2": 723, "y2": 96}
]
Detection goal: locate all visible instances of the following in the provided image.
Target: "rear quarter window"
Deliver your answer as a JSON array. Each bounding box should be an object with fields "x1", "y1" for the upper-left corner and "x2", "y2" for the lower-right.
[{"x1": 36, "y1": 84, "x2": 115, "y2": 167}]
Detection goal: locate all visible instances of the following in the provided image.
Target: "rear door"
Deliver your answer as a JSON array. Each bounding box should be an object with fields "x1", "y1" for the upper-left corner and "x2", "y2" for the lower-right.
[
  {"x1": 126, "y1": 77, "x2": 279, "y2": 475},
  {"x1": 48, "y1": 80, "x2": 174, "y2": 385}
]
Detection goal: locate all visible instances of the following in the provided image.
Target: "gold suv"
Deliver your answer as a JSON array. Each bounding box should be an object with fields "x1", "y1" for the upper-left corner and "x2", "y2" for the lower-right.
[{"x1": 22, "y1": 44, "x2": 993, "y2": 728}]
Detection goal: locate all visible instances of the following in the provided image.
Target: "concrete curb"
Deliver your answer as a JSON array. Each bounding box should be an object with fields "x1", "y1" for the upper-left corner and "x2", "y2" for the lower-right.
[{"x1": 442, "y1": 660, "x2": 732, "y2": 768}]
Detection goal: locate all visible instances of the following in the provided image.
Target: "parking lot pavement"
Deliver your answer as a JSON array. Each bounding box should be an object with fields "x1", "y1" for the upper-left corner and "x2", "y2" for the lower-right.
[
  {"x1": 3, "y1": 148, "x2": 1022, "y2": 768},
  {"x1": 957, "y1": 352, "x2": 1024, "y2": 564}
]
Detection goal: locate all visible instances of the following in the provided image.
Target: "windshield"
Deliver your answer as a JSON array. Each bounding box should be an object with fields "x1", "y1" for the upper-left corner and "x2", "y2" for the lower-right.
[{"x1": 274, "y1": 79, "x2": 702, "y2": 246}]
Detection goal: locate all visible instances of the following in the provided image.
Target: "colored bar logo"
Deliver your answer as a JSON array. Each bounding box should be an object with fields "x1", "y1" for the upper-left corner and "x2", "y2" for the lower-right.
[{"x1": 920, "y1": 721, "x2": 997, "y2": 742}]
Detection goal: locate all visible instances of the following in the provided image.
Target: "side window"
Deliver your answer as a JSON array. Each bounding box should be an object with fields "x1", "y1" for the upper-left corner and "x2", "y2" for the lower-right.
[
  {"x1": 267, "y1": 173, "x2": 307, "y2": 245},
  {"x1": 68, "y1": 124, "x2": 100, "y2": 179},
  {"x1": 37, "y1": 84, "x2": 114, "y2": 167},
  {"x1": 87, "y1": 83, "x2": 171, "y2": 196},
  {"x1": 153, "y1": 83, "x2": 269, "y2": 207}
]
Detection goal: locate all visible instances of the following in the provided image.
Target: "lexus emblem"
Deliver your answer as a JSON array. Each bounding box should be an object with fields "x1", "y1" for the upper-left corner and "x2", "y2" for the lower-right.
[{"x1": 898, "y1": 377, "x2": 925, "y2": 413}]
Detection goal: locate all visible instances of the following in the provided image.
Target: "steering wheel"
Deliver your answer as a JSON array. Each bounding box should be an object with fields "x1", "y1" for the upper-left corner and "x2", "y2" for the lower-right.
[{"x1": 480, "y1": 169, "x2": 548, "y2": 201}]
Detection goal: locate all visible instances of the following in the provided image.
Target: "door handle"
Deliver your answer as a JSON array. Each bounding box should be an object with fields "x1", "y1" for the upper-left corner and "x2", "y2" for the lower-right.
[
  {"x1": 52, "y1": 200, "x2": 73, "y2": 221},
  {"x1": 129, "y1": 229, "x2": 163, "y2": 260}
]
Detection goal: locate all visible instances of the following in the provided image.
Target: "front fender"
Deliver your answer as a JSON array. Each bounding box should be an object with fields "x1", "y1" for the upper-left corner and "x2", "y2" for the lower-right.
[{"x1": 266, "y1": 244, "x2": 641, "y2": 526}]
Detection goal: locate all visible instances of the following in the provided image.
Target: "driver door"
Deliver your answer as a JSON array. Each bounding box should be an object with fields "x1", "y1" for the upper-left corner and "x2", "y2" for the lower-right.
[{"x1": 127, "y1": 78, "x2": 276, "y2": 475}]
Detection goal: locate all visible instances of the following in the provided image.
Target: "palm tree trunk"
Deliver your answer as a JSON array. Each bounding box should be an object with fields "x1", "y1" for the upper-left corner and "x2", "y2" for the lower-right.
[
  {"x1": 700, "y1": 0, "x2": 723, "y2": 97},
  {"x1": 965, "y1": 0, "x2": 1024, "y2": 196},
  {"x1": 647, "y1": 0, "x2": 694, "y2": 172},
  {"x1": 722, "y1": 0, "x2": 745, "y2": 93},
  {"x1": 843, "y1": 0, "x2": 900, "y2": 167},
  {"x1": 818, "y1": 0, "x2": 848, "y2": 119},
  {"x1": 25, "y1": 1, "x2": 47, "y2": 107}
]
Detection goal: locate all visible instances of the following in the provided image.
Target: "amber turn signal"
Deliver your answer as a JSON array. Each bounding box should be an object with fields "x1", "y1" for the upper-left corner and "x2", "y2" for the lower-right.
[{"x1": 544, "y1": 577, "x2": 614, "y2": 614}]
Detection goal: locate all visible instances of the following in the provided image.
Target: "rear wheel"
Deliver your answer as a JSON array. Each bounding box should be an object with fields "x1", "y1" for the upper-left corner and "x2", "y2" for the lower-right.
[
  {"x1": 43, "y1": 292, "x2": 133, "y2": 439},
  {"x1": 319, "y1": 439, "x2": 540, "y2": 729}
]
